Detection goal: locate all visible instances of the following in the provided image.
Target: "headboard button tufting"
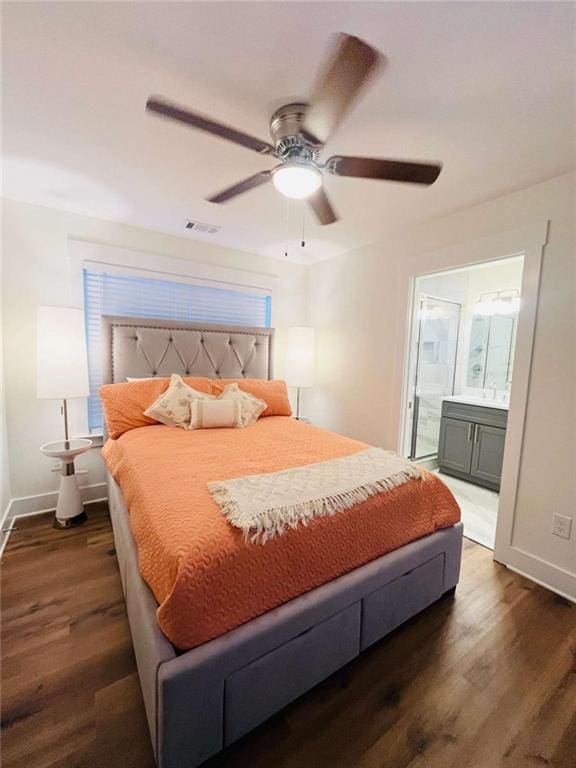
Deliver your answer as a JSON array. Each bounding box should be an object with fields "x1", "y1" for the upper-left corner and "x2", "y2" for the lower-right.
[{"x1": 102, "y1": 318, "x2": 274, "y2": 387}]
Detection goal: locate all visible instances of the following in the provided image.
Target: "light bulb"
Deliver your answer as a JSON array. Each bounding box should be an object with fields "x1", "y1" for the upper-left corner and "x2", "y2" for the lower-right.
[{"x1": 272, "y1": 163, "x2": 322, "y2": 199}]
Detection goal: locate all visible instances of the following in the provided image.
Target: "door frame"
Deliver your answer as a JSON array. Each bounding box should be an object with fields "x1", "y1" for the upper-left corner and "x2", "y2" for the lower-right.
[{"x1": 395, "y1": 221, "x2": 549, "y2": 575}]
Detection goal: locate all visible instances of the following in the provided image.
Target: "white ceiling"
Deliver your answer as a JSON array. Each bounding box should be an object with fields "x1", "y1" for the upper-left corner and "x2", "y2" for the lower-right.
[{"x1": 2, "y1": 2, "x2": 575, "y2": 263}]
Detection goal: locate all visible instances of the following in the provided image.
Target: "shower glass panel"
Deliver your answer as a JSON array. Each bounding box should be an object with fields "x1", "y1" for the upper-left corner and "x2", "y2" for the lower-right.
[{"x1": 410, "y1": 296, "x2": 461, "y2": 459}]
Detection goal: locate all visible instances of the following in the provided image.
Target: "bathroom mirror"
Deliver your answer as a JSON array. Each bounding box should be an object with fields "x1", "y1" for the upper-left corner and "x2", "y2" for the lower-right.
[{"x1": 466, "y1": 292, "x2": 518, "y2": 391}]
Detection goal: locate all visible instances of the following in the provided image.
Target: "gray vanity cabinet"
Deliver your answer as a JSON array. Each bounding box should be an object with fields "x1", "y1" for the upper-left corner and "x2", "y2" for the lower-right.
[
  {"x1": 438, "y1": 400, "x2": 507, "y2": 490},
  {"x1": 437, "y1": 418, "x2": 474, "y2": 475},
  {"x1": 469, "y1": 423, "x2": 506, "y2": 487}
]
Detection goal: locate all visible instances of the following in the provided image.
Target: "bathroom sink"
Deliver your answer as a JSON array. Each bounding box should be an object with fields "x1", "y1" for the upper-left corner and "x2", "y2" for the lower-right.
[{"x1": 442, "y1": 395, "x2": 509, "y2": 410}]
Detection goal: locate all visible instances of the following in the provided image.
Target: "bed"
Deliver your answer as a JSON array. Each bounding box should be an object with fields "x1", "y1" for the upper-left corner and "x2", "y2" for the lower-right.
[{"x1": 101, "y1": 315, "x2": 463, "y2": 768}]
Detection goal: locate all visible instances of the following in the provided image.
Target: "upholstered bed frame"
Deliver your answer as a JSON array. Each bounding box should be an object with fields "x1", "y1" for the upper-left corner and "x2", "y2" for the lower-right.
[{"x1": 102, "y1": 315, "x2": 463, "y2": 768}]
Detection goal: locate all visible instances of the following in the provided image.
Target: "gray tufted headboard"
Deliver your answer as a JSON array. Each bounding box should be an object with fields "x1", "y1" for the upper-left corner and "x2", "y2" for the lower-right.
[{"x1": 101, "y1": 315, "x2": 274, "y2": 384}]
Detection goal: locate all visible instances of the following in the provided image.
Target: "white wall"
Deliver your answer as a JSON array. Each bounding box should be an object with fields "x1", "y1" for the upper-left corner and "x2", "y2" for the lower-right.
[
  {"x1": 308, "y1": 172, "x2": 575, "y2": 595},
  {"x1": 1, "y1": 198, "x2": 307, "y2": 505},
  {"x1": 0, "y1": 241, "x2": 11, "y2": 519}
]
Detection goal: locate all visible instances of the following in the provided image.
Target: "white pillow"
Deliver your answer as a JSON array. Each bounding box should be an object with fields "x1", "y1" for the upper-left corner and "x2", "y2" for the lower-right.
[
  {"x1": 143, "y1": 373, "x2": 214, "y2": 428},
  {"x1": 127, "y1": 376, "x2": 168, "y2": 382},
  {"x1": 216, "y1": 383, "x2": 267, "y2": 427},
  {"x1": 189, "y1": 399, "x2": 242, "y2": 430}
]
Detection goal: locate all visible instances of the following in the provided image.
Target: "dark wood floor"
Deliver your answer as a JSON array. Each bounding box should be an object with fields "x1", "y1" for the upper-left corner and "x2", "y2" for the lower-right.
[{"x1": 2, "y1": 503, "x2": 575, "y2": 768}]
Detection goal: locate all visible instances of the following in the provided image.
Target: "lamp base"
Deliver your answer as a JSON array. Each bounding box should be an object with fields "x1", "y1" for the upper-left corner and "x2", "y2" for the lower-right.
[{"x1": 54, "y1": 510, "x2": 87, "y2": 530}]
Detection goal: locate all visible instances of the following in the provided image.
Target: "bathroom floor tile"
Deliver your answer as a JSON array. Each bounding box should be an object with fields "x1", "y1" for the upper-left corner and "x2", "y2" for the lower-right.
[{"x1": 433, "y1": 471, "x2": 499, "y2": 549}]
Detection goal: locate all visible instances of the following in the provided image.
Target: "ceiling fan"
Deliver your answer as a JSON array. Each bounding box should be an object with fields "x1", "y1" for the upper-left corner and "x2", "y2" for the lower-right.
[{"x1": 146, "y1": 33, "x2": 442, "y2": 225}]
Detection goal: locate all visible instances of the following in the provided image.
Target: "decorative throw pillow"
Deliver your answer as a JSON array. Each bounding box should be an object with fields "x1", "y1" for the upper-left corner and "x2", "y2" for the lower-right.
[
  {"x1": 211, "y1": 379, "x2": 292, "y2": 417},
  {"x1": 189, "y1": 399, "x2": 242, "y2": 430},
  {"x1": 100, "y1": 376, "x2": 213, "y2": 438},
  {"x1": 144, "y1": 374, "x2": 214, "y2": 429},
  {"x1": 216, "y1": 383, "x2": 267, "y2": 428}
]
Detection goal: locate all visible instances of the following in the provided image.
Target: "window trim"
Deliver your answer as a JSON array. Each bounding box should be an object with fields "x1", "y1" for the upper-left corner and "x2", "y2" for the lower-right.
[{"x1": 66, "y1": 239, "x2": 279, "y2": 438}]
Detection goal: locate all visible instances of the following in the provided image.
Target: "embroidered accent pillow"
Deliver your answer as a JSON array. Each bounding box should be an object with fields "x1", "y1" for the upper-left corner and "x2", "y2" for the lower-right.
[
  {"x1": 216, "y1": 383, "x2": 267, "y2": 428},
  {"x1": 189, "y1": 399, "x2": 242, "y2": 430},
  {"x1": 144, "y1": 374, "x2": 214, "y2": 428}
]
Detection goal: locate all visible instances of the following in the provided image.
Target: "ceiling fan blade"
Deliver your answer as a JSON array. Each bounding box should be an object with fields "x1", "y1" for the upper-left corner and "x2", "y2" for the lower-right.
[
  {"x1": 301, "y1": 34, "x2": 383, "y2": 147},
  {"x1": 147, "y1": 96, "x2": 274, "y2": 156},
  {"x1": 327, "y1": 156, "x2": 442, "y2": 185},
  {"x1": 307, "y1": 187, "x2": 338, "y2": 225},
  {"x1": 207, "y1": 171, "x2": 272, "y2": 203}
]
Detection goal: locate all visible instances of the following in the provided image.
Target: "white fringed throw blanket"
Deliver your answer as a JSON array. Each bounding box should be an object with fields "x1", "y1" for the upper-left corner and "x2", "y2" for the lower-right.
[{"x1": 208, "y1": 447, "x2": 421, "y2": 543}]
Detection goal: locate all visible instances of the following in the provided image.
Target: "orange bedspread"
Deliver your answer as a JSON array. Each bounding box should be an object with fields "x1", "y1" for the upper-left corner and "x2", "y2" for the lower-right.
[{"x1": 102, "y1": 417, "x2": 460, "y2": 649}]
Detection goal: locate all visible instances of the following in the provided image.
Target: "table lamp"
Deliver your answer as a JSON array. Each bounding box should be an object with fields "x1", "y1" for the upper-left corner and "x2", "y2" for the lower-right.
[
  {"x1": 285, "y1": 326, "x2": 315, "y2": 420},
  {"x1": 37, "y1": 306, "x2": 92, "y2": 528}
]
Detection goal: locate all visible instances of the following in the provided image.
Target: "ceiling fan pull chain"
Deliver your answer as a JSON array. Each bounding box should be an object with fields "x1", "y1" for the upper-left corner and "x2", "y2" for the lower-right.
[
  {"x1": 301, "y1": 204, "x2": 306, "y2": 248},
  {"x1": 284, "y1": 196, "x2": 291, "y2": 258}
]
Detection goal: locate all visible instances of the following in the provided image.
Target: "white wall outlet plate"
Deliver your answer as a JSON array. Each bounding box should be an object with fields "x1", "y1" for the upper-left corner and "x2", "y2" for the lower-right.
[{"x1": 552, "y1": 513, "x2": 572, "y2": 540}]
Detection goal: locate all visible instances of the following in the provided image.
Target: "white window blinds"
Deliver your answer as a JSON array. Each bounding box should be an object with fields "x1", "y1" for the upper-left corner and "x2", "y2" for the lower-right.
[{"x1": 83, "y1": 268, "x2": 272, "y2": 432}]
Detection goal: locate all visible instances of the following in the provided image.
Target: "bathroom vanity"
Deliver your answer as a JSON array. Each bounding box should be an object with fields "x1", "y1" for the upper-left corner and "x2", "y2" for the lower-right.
[{"x1": 438, "y1": 396, "x2": 508, "y2": 491}]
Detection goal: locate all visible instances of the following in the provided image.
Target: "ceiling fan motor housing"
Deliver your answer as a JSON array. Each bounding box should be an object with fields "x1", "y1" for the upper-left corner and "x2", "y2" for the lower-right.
[{"x1": 270, "y1": 103, "x2": 319, "y2": 162}]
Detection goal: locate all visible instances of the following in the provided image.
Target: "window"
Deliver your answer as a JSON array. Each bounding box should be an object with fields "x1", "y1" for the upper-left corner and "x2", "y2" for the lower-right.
[{"x1": 83, "y1": 267, "x2": 272, "y2": 433}]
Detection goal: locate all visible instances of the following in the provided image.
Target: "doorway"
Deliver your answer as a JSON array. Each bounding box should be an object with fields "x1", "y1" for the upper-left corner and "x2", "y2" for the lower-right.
[{"x1": 402, "y1": 255, "x2": 525, "y2": 549}]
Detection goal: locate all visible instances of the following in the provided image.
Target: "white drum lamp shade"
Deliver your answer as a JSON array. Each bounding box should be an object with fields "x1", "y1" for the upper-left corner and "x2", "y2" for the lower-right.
[
  {"x1": 285, "y1": 327, "x2": 314, "y2": 419},
  {"x1": 37, "y1": 306, "x2": 89, "y2": 400},
  {"x1": 285, "y1": 326, "x2": 315, "y2": 388}
]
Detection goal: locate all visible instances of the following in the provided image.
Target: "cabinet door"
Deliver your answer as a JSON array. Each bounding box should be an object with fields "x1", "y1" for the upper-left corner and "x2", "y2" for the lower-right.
[
  {"x1": 470, "y1": 424, "x2": 506, "y2": 487},
  {"x1": 438, "y1": 417, "x2": 473, "y2": 474}
]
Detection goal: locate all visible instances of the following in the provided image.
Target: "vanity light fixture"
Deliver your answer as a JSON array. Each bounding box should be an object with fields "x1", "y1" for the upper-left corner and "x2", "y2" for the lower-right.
[{"x1": 474, "y1": 290, "x2": 520, "y2": 317}]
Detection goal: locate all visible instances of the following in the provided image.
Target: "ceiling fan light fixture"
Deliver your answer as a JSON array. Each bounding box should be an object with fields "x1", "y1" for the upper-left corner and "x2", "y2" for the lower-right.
[{"x1": 272, "y1": 163, "x2": 322, "y2": 200}]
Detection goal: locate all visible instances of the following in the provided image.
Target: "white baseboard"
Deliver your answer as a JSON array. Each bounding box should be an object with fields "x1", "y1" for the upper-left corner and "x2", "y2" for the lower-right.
[
  {"x1": 495, "y1": 546, "x2": 576, "y2": 604},
  {"x1": 0, "y1": 501, "x2": 12, "y2": 554},
  {"x1": 6, "y1": 482, "x2": 107, "y2": 520},
  {"x1": 0, "y1": 482, "x2": 108, "y2": 559},
  {"x1": 505, "y1": 563, "x2": 576, "y2": 605}
]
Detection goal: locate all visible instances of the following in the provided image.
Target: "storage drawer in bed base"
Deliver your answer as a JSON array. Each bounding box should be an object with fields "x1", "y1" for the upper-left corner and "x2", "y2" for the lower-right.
[
  {"x1": 225, "y1": 602, "x2": 361, "y2": 744},
  {"x1": 361, "y1": 553, "x2": 445, "y2": 649},
  {"x1": 223, "y1": 551, "x2": 447, "y2": 744}
]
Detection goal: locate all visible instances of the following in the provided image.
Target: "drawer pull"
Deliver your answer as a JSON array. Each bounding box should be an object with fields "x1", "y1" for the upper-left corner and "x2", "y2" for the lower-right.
[
  {"x1": 468, "y1": 423, "x2": 474, "y2": 442},
  {"x1": 474, "y1": 424, "x2": 480, "y2": 443}
]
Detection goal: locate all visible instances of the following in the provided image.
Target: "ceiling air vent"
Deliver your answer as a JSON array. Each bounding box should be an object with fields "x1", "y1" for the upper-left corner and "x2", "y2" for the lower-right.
[{"x1": 185, "y1": 220, "x2": 221, "y2": 234}]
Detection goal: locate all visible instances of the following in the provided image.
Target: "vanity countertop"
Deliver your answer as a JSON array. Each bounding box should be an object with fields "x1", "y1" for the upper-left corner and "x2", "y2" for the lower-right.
[{"x1": 442, "y1": 395, "x2": 509, "y2": 411}]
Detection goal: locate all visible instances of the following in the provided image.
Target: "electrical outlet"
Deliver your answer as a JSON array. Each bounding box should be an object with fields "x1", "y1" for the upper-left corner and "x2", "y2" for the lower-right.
[{"x1": 552, "y1": 514, "x2": 572, "y2": 540}]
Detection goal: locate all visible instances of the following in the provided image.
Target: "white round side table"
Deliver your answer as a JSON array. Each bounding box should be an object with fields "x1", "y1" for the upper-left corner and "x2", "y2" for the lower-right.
[{"x1": 40, "y1": 438, "x2": 93, "y2": 529}]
